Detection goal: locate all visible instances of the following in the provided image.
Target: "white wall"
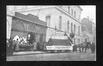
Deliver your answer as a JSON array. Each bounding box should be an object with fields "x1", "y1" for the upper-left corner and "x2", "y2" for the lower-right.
[
  {"x1": 7, "y1": 6, "x2": 82, "y2": 44},
  {"x1": 19, "y1": 7, "x2": 82, "y2": 43},
  {"x1": 7, "y1": 16, "x2": 12, "y2": 39},
  {"x1": 7, "y1": 6, "x2": 15, "y2": 39},
  {"x1": 70, "y1": 6, "x2": 81, "y2": 21}
]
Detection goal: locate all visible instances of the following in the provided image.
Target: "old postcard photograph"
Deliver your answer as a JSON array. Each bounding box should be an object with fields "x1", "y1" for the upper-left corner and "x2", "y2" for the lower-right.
[{"x1": 6, "y1": 5, "x2": 96, "y2": 61}]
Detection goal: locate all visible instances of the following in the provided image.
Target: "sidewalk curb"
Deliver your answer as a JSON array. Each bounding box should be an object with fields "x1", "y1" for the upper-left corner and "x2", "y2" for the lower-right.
[{"x1": 13, "y1": 51, "x2": 45, "y2": 56}]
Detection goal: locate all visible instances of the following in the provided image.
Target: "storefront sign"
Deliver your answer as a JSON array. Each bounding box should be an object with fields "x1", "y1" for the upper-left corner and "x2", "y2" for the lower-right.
[{"x1": 46, "y1": 45, "x2": 73, "y2": 50}]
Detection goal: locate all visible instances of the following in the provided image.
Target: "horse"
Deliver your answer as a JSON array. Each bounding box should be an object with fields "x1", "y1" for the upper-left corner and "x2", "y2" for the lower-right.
[
  {"x1": 73, "y1": 41, "x2": 91, "y2": 53},
  {"x1": 79, "y1": 41, "x2": 92, "y2": 53},
  {"x1": 73, "y1": 44, "x2": 81, "y2": 52}
]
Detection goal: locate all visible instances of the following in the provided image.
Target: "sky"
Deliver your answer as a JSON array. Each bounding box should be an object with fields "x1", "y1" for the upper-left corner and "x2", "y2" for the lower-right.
[{"x1": 80, "y1": 5, "x2": 96, "y2": 23}]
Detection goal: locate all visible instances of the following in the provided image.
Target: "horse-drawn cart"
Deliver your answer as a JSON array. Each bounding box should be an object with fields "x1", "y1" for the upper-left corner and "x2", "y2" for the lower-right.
[{"x1": 44, "y1": 35, "x2": 73, "y2": 53}]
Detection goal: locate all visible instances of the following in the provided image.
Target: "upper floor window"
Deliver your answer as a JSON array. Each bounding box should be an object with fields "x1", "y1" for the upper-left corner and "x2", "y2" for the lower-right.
[
  {"x1": 74, "y1": 24, "x2": 76, "y2": 34},
  {"x1": 74, "y1": 38, "x2": 75, "y2": 44},
  {"x1": 71, "y1": 9, "x2": 73, "y2": 16},
  {"x1": 67, "y1": 21, "x2": 69, "y2": 33},
  {"x1": 46, "y1": 15, "x2": 51, "y2": 26},
  {"x1": 74, "y1": 11, "x2": 76, "y2": 18},
  {"x1": 68, "y1": 6, "x2": 70, "y2": 13},
  {"x1": 78, "y1": 26, "x2": 80, "y2": 35},
  {"x1": 59, "y1": 16, "x2": 62, "y2": 30},
  {"x1": 71, "y1": 23, "x2": 73, "y2": 33}
]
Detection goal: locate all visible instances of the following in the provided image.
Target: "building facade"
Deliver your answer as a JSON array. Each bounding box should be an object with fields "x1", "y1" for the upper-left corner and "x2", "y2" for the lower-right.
[
  {"x1": 7, "y1": 5, "x2": 82, "y2": 44},
  {"x1": 7, "y1": 6, "x2": 15, "y2": 39},
  {"x1": 11, "y1": 12, "x2": 47, "y2": 43}
]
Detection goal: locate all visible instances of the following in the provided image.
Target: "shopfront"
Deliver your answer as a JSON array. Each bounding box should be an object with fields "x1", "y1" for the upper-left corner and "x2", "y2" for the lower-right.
[{"x1": 10, "y1": 12, "x2": 47, "y2": 51}]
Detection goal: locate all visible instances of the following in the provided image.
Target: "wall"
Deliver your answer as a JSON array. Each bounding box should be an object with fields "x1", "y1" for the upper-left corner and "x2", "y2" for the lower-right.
[
  {"x1": 7, "y1": 6, "x2": 82, "y2": 44},
  {"x1": 11, "y1": 15, "x2": 47, "y2": 42},
  {"x1": 70, "y1": 6, "x2": 81, "y2": 21},
  {"x1": 7, "y1": 6, "x2": 15, "y2": 39},
  {"x1": 18, "y1": 7, "x2": 82, "y2": 44}
]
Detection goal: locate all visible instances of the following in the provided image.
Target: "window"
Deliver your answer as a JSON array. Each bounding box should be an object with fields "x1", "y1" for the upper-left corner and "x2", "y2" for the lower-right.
[
  {"x1": 78, "y1": 26, "x2": 80, "y2": 35},
  {"x1": 74, "y1": 11, "x2": 76, "y2": 18},
  {"x1": 59, "y1": 16, "x2": 62, "y2": 30},
  {"x1": 67, "y1": 21, "x2": 69, "y2": 33},
  {"x1": 71, "y1": 9, "x2": 73, "y2": 16},
  {"x1": 46, "y1": 15, "x2": 50, "y2": 26},
  {"x1": 74, "y1": 24, "x2": 76, "y2": 34},
  {"x1": 71, "y1": 23, "x2": 73, "y2": 33},
  {"x1": 74, "y1": 38, "x2": 75, "y2": 44},
  {"x1": 68, "y1": 6, "x2": 70, "y2": 13}
]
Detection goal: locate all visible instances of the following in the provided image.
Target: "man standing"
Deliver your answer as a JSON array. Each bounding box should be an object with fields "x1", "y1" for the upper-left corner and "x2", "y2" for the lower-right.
[
  {"x1": 7, "y1": 38, "x2": 14, "y2": 56},
  {"x1": 90, "y1": 42, "x2": 95, "y2": 53}
]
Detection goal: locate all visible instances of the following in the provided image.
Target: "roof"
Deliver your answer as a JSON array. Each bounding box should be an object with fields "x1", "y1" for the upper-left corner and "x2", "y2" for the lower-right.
[
  {"x1": 14, "y1": 12, "x2": 47, "y2": 26},
  {"x1": 48, "y1": 38, "x2": 71, "y2": 46}
]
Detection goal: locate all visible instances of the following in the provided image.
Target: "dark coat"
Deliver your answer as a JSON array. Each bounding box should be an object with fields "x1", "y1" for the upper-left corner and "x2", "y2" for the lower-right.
[
  {"x1": 7, "y1": 39, "x2": 14, "y2": 56},
  {"x1": 90, "y1": 42, "x2": 95, "y2": 53}
]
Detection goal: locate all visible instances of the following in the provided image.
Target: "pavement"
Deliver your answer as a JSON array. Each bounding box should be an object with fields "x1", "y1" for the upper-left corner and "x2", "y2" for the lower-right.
[
  {"x1": 13, "y1": 51, "x2": 45, "y2": 55},
  {"x1": 6, "y1": 50, "x2": 96, "y2": 61}
]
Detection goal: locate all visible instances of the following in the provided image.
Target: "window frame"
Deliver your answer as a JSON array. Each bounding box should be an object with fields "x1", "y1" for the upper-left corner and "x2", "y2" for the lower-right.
[
  {"x1": 59, "y1": 16, "x2": 62, "y2": 30},
  {"x1": 67, "y1": 20, "x2": 69, "y2": 33},
  {"x1": 46, "y1": 15, "x2": 51, "y2": 27}
]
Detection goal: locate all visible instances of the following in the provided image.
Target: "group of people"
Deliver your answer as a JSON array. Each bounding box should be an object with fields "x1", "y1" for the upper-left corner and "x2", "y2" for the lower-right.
[
  {"x1": 6, "y1": 35, "x2": 32, "y2": 56},
  {"x1": 73, "y1": 41, "x2": 96, "y2": 53},
  {"x1": 6, "y1": 38, "x2": 14, "y2": 56}
]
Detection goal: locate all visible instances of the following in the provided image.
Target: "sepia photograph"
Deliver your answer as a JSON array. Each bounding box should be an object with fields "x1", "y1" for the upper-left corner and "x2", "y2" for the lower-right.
[{"x1": 6, "y1": 5, "x2": 96, "y2": 61}]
